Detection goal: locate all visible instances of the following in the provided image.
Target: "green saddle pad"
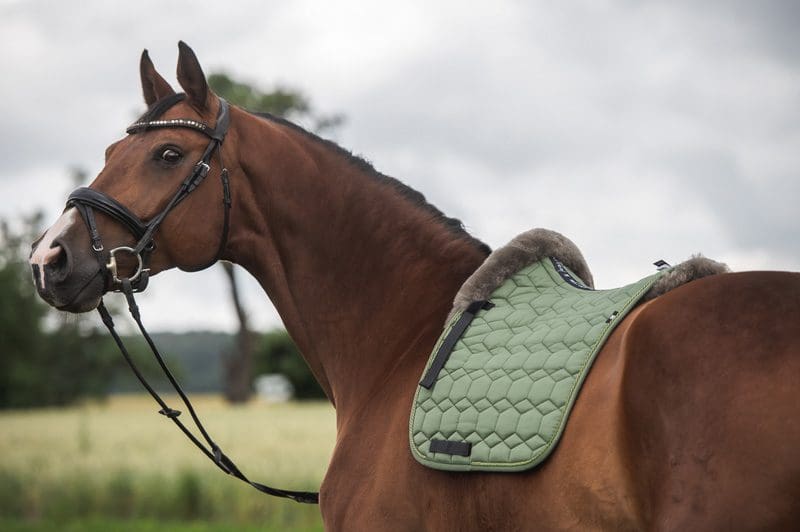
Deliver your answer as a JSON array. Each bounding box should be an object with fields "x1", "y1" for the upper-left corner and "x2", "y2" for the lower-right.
[{"x1": 409, "y1": 257, "x2": 664, "y2": 472}]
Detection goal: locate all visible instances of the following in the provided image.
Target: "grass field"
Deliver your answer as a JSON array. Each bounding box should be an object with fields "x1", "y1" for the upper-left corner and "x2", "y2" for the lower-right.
[{"x1": 0, "y1": 395, "x2": 336, "y2": 531}]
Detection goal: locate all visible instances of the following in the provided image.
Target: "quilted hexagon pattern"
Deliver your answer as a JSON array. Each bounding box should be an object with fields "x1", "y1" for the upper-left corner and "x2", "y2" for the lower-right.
[{"x1": 410, "y1": 258, "x2": 663, "y2": 472}]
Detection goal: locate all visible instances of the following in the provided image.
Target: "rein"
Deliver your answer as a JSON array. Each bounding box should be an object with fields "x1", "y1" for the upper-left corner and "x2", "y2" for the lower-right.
[{"x1": 66, "y1": 93, "x2": 319, "y2": 505}]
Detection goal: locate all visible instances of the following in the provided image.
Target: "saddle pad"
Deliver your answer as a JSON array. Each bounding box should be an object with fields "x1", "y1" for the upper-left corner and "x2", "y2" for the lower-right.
[{"x1": 409, "y1": 257, "x2": 664, "y2": 472}]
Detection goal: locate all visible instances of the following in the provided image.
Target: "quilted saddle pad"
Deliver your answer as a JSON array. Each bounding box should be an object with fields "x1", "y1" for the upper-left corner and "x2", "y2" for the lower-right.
[{"x1": 409, "y1": 257, "x2": 664, "y2": 472}]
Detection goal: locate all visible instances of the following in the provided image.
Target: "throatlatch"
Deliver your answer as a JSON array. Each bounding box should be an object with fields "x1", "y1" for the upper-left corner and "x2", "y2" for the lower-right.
[{"x1": 66, "y1": 94, "x2": 319, "y2": 505}]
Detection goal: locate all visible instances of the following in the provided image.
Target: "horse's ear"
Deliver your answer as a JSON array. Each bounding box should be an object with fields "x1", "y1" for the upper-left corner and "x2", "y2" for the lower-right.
[
  {"x1": 140, "y1": 50, "x2": 176, "y2": 106},
  {"x1": 176, "y1": 41, "x2": 210, "y2": 111}
]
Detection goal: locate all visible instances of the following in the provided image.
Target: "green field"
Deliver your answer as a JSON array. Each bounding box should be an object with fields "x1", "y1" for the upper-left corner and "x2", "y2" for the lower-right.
[{"x1": 0, "y1": 396, "x2": 336, "y2": 531}]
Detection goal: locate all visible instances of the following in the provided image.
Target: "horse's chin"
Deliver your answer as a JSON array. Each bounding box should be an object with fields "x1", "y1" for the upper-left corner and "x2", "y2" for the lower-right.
[
  {"x1": 41, "y1": 271, "x2": 106, "y2": 314},
  {"x1": 56, "y1": 290, "x2": 103, "y2": 314}
]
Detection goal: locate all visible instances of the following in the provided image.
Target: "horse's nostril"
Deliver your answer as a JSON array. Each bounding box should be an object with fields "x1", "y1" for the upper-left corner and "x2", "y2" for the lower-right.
[
  {"x1": 47, "y1": 241, "x2": 73, "y2": 281},
  {"x1": 53, "y1": 244, "x2": 68, "y2": 271},
  {"x1": 32, "y1": 242, "x2": 72, "y2": 288},
  {"x1": 34, "y1": 243, "x2": 63, "y2": 267},
  {"x1": 30, "y1": 242, "x2": 67, "y2": 290}
]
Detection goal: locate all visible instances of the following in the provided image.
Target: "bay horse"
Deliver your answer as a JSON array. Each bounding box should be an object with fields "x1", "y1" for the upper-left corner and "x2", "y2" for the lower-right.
[{"x1": 30, "y1": 43, "x2": 800, "y2": 530}]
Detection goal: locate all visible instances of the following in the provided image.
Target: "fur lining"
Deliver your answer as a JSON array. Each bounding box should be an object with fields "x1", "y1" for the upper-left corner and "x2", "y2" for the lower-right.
[
  {"x1": 448, "y1": 228, "x2": 730, "y2": 322},
  {"x1": 642, "y1": 255, "x2": 729, "y2": 301},
  {"x1": 449, "y1": 229, "x2": 592, "y2": 321}
]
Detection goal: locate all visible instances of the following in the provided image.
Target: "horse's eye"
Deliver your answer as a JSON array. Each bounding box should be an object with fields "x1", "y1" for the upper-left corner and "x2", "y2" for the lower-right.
[{"x1": 160, "y1": 148, "x2": 182, "y2": 163}]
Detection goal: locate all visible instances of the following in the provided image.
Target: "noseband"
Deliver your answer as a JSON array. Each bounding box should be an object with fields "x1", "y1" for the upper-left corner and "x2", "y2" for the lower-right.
[{"x1": 65, "y1": 94, "x2": 319, "y2": 505}]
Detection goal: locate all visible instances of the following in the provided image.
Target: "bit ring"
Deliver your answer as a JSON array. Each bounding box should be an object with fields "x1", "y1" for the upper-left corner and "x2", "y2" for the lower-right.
[{"x1": 106, "y1": 246, "x2": 144, "y2": 284}]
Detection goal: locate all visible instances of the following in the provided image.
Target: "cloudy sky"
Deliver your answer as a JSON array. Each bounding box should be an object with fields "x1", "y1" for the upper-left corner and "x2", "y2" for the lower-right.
[{"x1": 1, "y1": 0, "x2": 798, "y2": 332}]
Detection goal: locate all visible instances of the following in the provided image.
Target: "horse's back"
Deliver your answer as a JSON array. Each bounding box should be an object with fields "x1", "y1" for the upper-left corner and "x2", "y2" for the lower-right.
[
  {"x1": 620, "y1": 270, "x2": 800, "y2": 530},
  {"x1": 321, "y1": 271, "x2": 800, "y2": 531}
]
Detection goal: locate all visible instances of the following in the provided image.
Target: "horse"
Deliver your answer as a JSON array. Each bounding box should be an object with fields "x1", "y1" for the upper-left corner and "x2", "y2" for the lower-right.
[{"x1": 29, "y1": 42, "x2": 800, "y2": 530}]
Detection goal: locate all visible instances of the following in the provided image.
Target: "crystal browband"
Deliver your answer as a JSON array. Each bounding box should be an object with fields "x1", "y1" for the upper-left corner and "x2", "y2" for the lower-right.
[{"x1": 126, "y1": 118, "x2": 209, "y2": 135}]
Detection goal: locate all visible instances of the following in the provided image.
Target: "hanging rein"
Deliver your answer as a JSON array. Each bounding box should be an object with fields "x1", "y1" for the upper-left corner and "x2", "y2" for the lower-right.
[{"x1": 66, "y1": 93, "x2": 319, "y2": 505}]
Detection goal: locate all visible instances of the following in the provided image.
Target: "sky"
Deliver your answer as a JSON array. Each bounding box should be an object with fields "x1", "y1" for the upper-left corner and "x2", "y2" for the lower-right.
[{"x1": 1, "y1": 0, "x2": 798, "y2": 333}]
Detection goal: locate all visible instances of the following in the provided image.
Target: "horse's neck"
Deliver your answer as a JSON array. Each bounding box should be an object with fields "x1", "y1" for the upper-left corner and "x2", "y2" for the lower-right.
[{"x1": 227, "y1": 115, "x2": 488, "y2": 412}]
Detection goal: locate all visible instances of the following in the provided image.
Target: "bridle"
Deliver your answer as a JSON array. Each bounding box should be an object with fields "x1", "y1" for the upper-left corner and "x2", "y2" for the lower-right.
[
  {"x1": 65, "y1": 93, "x2": 319, "y2": 505},
  {"x1": 67, "y1": 92, "x2": 231, "y2": 293}
]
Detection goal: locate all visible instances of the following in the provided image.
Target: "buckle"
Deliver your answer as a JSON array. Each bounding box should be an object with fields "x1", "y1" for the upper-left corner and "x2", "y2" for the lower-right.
[
  {"x1": 106, "y1": 246, "x2": 144, "y2": 285},
  {"x1": 158, "y1": 407, "x2": 181, "y2": 418}
]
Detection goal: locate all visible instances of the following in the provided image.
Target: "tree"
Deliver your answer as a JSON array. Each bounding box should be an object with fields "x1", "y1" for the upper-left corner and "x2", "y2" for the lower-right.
[
  {"x1": 0, "y1": 213, "x2": 117, "y2": 408},
  {"x1": 218, "y1": 261, "x2": 254, "y2": 403},
  {"x1": 208, "y1": 73, "x2": 342, "y2": 402},
  {"x1": 254, "y1": 329, "x2": 326, "y2": 400},
  {"x1": 208, "y1": 73, "x2": 343, "y2": 133},
  {"x1": 0, "y1": 213, "x2": 48, "y2": 407}
]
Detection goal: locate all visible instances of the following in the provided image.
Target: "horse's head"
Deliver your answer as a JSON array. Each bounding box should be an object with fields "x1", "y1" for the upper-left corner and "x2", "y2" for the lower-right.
[{"x1": 29, "y1": 42, "x2": 232, "y2": 312}]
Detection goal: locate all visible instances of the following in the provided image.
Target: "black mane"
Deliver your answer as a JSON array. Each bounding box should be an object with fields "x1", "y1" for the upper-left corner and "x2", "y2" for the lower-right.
[
  {"x1": 253, "y1": 111, "x2": 491, "y2": 255},
  {"x1": 133, "y1": 94, "x2": 490, "y2": 255}
]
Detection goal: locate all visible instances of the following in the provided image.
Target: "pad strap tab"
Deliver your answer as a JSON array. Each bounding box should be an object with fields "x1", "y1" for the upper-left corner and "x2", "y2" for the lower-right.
[
  {"x1": 419, "y1": 300, "x2": 494, "y2": 389},
  {"x1": 429, "y1": 439, "x2": 472, "y2": 456}
]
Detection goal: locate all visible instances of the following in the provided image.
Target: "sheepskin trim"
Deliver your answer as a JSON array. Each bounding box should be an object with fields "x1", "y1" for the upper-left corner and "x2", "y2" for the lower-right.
[
  {"x1": 449, "y1": 228, "x2": 592, "y2": 320},
  {"x1": 642, "y1": 255, "x2": 729, "y2": 301}
]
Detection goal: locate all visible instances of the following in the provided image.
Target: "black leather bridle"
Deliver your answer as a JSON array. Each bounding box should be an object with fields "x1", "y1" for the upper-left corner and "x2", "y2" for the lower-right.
[
  {"x1": 66, "y1": 93, "x2": 319, "y2": 505},
  {"x1": 67, "y1": 92, "x2": 231, "y2": 293}
]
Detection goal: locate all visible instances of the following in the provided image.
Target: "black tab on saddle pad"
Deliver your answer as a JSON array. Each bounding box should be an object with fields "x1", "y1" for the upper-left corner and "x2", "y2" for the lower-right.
[
  {"x1": 429, "y1": 439, "x2": 472, "y2": 457},
  {"x1": 419, "y1": 300, "x2": 494, "y2": 389},
  {"x1": 653, "y1": 259, "x2": 671, "y2": 271}
]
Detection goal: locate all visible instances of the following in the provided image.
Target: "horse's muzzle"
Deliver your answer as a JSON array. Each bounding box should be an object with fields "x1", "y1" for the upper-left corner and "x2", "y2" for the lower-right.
[{"x1": 30, "y1": 237, "x2": 105, "y2": 313}]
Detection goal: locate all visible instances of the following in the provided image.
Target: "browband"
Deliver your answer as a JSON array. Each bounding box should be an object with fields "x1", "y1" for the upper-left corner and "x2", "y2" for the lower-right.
[{"x1": 126, "y1": 94, "x2": 231, "y2": 141}]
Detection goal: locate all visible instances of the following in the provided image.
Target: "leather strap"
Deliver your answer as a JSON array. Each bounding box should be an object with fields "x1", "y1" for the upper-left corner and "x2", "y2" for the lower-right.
[
  {"x1": 97, "y1": 288, "x2": 319, "y2": 504},
  {"x1": 68, "y1": 97, "x2": 232, "y2": 291},
  {"x1": 420, "y1": 300, "x2": 495, "y2": 389},
  {"x1": 68, "y1": 187, "x2": 148, "y2": 240},
  {"x1": 68, "y1": 93, "x2": 320, "y2": 504}
]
